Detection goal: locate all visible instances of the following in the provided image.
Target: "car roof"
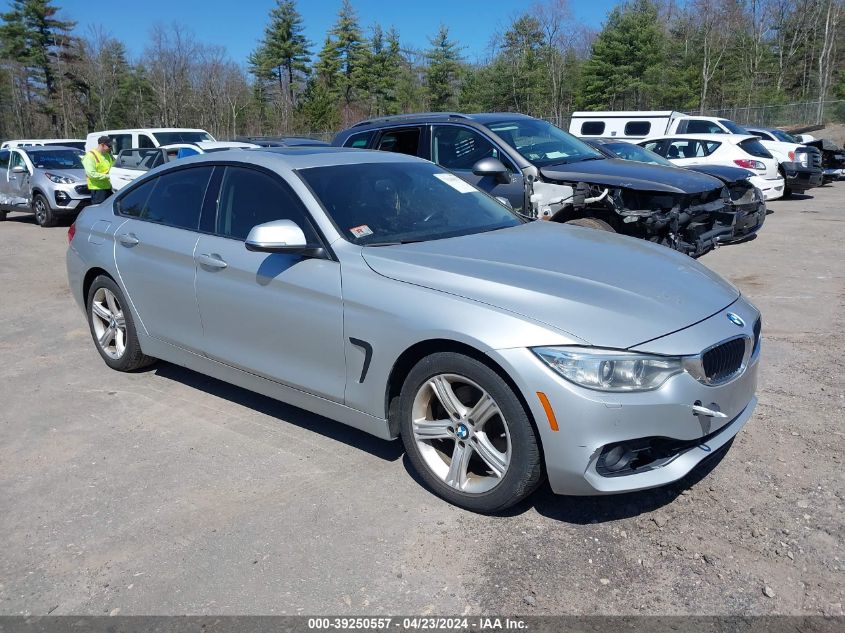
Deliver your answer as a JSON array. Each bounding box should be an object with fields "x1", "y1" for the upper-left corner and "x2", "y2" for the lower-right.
[
  {"x1": 20, "y1": 145, "x2": 82, "y2": 153},
  {"x1": 346, "y1": 111, "x2": 538, "y2": 130},
  {"x1": 167, "y1": 146, "x2": 426, "y2": 172},
  {"x1": 645, "y1": 133, "x2": 758, "y2": 143}
]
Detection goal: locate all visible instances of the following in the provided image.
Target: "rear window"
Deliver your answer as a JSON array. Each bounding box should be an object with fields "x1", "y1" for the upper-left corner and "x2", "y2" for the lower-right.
[
  {"x1": 738, "y1": 139, "x2": 772, "y2": 159},
  {"x1": 344, "y1": 131, "x2": 374, "y2": 149},
  {"x1": 623, "y1": 121, "x2": 651, "y2": 136},
  {"x1": 580, "y1": 121, "x2": 605, "y2": 136}
]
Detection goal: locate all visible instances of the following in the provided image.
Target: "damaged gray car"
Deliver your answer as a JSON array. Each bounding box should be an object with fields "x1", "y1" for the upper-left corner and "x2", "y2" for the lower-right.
[
  {"x1": 333, "y1": 112, "x2": 740, "y2": 257},
  {"x1": 583, "y1": 138, "x2": 766, "y2": 245}
]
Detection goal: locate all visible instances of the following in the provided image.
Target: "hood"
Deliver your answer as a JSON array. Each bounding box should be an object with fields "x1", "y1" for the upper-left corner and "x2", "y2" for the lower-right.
[
  {"x1": 361, "y1": 222, "x2": 739, "y2": 349},
  {"x1": 687, "y1": 164, "x2": 754, "y2": 185},
  {"x1": 36, "y1": 168, "x2": 85, "y2": 182},
  {"x1": 540, "y1": 158, "x2": 722, "y2": 194}
]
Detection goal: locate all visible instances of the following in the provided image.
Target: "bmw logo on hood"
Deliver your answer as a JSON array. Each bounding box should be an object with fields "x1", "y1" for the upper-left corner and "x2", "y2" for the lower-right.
[{"x1": 727, "y1": 312, "x2": 745, "y2": 327}]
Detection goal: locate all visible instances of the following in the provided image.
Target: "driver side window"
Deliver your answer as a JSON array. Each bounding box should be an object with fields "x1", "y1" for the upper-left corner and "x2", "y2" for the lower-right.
[
  {"x1": 431, "y1": 125, "x2": 511, "y2": 172},
  {"x1": 215, "y1": 167, "x2": 317, "y2": 242}
]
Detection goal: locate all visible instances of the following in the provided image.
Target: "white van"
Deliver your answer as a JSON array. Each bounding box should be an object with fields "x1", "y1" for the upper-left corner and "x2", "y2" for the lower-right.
[
  {"x1": 569, "y1": 110, "x2": 765, "y2": 140},
  {"x1": 84, "y1": 128, "x2": 216, "y2": 153}
]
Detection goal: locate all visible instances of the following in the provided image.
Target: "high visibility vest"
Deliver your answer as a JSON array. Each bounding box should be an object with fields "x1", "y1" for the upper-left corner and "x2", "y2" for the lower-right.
[{"x1": 83, "y1": 149, "x2": 115, "y2": 190}]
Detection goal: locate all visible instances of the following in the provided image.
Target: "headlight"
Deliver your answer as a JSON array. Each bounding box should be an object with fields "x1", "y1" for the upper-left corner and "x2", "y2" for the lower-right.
[
  {"x1": 533, "y1": 347, "x2": 683, "y2": 392},
  {"x1": 44, "y1": 172, "x2": 75, "y2": 184},
  {"x1": 798, "y1": 152, "x2": 809, "y2": 167}
]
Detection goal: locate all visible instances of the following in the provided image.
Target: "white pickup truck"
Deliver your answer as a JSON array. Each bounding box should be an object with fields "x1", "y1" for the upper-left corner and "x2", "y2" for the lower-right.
[{"x1": 570, "y1": 111, "x2": 822, "y2": 194}]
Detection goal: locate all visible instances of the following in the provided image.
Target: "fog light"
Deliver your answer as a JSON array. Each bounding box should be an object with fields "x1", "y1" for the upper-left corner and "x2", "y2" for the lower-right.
[
  {"x1": 54, "y1": 190, "x2": 70, "y2": 206},
  {"x1": 601, "y1": 445, "x2": 633, "y2": 473}
]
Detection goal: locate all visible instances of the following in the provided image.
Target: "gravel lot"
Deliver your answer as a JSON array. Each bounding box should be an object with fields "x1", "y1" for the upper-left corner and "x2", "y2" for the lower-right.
[{"x1": 0, "y1": 181, "x2": 842, "y2": 617}]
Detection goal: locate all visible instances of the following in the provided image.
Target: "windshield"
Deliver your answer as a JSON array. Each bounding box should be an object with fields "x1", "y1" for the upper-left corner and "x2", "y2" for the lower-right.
[
  {"x1": 29, "y1": 150, "x2": 83, "y2": 169},
  {"x1": 152, "y1": 131, "x2": 214, "y2": 145},
  {"x1": 719, "y1": 119, "x2": 748, "y2": 134},
  {"x1": 298, "y1": 161, "x2": 523, "y2": 245},
  {"x1": 769, "y1": 129, "x2": 798, "y2": 143},
  {"x1": 604, "y1": 142, "x2": 674, "y2": 167},
  {"x1": 485, "y1": 118, "x2": 603, "y2": 166}
]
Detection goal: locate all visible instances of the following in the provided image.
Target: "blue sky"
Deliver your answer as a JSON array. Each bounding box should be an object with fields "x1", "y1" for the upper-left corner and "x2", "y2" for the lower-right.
[{"x1": 52, "y1": 0, "x2": 619, "y2": 65}]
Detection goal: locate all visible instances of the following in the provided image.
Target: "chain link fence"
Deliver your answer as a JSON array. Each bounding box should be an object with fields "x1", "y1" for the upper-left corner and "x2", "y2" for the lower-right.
[{"x1": 696, "y1": 100, "x2": 845, "y2": 128}]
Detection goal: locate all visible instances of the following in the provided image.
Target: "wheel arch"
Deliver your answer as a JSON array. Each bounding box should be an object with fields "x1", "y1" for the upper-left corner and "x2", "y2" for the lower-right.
[
  {"x1": 384, "y1": 338, "x2": 544, "y2": 463},
  {"x1": 82, "y1": 267, "x2": 115, "y2": 306}
]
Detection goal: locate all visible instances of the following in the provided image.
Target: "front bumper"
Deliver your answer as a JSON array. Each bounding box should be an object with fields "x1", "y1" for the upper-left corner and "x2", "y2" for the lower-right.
[
  {"x1": 781, "y1": 163, "x2": 822, "y2": 192},
  {"x1": 49, "y1": 182, "x2": 91, "y2": 215},
  {"x1": 491, "y1": 299, "x2": 760, "y2": 495}
]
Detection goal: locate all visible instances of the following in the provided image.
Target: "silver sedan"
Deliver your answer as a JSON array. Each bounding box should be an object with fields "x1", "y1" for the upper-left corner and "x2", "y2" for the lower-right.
[{"x1": 66, "y1": 148, "x2": 760, "y2": 512}]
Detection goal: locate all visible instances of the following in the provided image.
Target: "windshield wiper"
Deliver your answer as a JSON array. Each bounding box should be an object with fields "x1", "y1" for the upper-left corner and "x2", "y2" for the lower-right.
[{"x1": 364, "y1": 239, "x2": 424, "y2": 246}]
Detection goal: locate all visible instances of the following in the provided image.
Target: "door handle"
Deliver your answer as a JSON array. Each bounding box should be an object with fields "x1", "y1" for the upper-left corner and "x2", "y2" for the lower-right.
[
  {"x1": 118, "y1": 233, "x2": 139, "y2": 247},
  {"x1": 197, "y1": 253, "x2": 228, "y2": 270}
]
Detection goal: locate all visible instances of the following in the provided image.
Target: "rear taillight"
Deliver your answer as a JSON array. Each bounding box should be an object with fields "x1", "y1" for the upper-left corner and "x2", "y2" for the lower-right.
[
  {"x1": 734, "y1": 159, "x2": 765, "y2": 170},
  {"x1": 788, "y1": 151, "x2": 795, "y2": 161},
  {"x1": 67, "y1": 222, "x2": 76, "y2": 243}
]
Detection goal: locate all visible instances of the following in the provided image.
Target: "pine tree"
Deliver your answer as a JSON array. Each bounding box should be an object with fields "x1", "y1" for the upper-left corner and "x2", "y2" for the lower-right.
[
  {"x1": 0, "y1": 0, "x2": 76, "y2": 133},
  {"x1": 330, "y1": 0, "x2": 365, "y2": 105},
  {"x1": 578, "y1": 0, "x2": 667, "y2": 110},
  {"x1": 425, "y1": 25, "x2": 463, "y2": 111},
  {"x1": 249, "y1": 0, "x2": 310, "y2": 107}
]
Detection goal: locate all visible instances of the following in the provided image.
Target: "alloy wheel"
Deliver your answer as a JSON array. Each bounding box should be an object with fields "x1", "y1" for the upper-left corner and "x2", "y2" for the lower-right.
[
  {"x1": 411, "y1": 373, "x2": 511, "y2": 493},
  {"x1": 90, "y1": 287, "x2": 127, "y2": 360},
  {"x1": 34, "y1": 197, "x2": 47, "y2": 225}
]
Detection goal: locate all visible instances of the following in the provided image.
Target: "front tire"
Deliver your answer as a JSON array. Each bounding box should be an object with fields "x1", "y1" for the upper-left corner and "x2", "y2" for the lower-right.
[
  {"x1": 33, "y1": 193, "x2": 56, "y2": 227},
  {"x1": 565, "y1": 217, "x2": 615, "y2": 231},
  {"x1": 398, "y1": 352, "x2": 542, "y2": 513},
  {"x1": 86, "y1": 275, "x2": 155, "y2": 371}
]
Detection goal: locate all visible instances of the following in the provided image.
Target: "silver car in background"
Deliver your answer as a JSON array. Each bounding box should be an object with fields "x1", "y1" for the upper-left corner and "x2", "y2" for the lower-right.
[
  {"x1": 0, "y1": 145, "x2": 91, "y2": 226},
  {"x1": 66, "y1": 148, "x2": 760, "y2": 512}
]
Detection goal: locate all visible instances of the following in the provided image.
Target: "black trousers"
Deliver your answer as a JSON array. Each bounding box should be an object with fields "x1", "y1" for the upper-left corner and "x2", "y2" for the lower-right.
[{"x1": 91, "y1": 189, "x2": 113, "y2": 205}]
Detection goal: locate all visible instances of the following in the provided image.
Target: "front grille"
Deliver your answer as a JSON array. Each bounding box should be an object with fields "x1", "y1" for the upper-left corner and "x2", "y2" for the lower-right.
[
  {"x1": 75, "y1": 184, "x2": 90, "y2": 195},
  {"x1": 702, "y1": 337, "x2": 746, "y2": 383}
]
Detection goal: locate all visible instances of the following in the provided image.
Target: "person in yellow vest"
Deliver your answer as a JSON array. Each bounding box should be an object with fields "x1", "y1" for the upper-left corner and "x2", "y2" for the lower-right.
[{"x1": 82, "y1": 136, "x2": 115, "y2": 204}]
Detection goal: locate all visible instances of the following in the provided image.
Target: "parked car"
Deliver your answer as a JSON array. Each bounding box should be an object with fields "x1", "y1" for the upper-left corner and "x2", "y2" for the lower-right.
[
  {"x1": 639, "y1": 134, "x2": 785, "y2": 200},
  {"x1": 0, "y1": 145, "x2": 90, "y2": 226},
  {"x1": 570, "y1": 111, "x2": 821, "y2": 195},
  {"x1": 333, "y1": 112, "x2": 742, "y2": 257},
  {"x1": 67, "y1": 148, "x2": 761, "y2": 512},
  {"x1": 85, "y1": 128, "x2": 216, "y2": 154},
  {"x1": 234, "y1": 136, "x2": 330, "y2": 147},
  {"x1": 1, "y1": 138, "x2": 86, "y2": 151},
  {"x1": 582, "y1": 138, "x2": 765, "y2": 244},
  {"x1": 801, "y1": 138, "x2": 845, "y2": 183},
  {"x1": 742, "y1": 127, "x2": 823, "y2": 194},
  {"x1": 108, "y1": 142, "x2": 259, "y2": 191}
]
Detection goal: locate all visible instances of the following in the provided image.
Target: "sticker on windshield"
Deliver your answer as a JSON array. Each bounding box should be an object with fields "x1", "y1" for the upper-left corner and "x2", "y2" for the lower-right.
[
  {"x1": 349, "y1": 225, "x2": 373, "y2": 239},
  {"x1": 434, "y1": 173, "x2": 477, "y2": 194}
]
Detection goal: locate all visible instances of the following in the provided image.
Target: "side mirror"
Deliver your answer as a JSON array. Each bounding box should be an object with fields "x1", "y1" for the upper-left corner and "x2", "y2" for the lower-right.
[
  {"x1": 12, "y1": 165, "x2": 26, "y2": 174},
  {"x1": 472, "y1": 157, "x2": 510, "y2": 184},
  {"x1": 245, "y1": 219, "x2": 325, "y2": 258}
]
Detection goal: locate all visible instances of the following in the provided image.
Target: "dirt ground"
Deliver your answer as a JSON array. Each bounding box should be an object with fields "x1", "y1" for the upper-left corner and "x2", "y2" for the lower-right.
[
  {"x1": 812, "y1": 123, "x2": 845, "y2": 146},
  {"x1": 0, "y1": 181, "x2": 843, "y2": 617}
]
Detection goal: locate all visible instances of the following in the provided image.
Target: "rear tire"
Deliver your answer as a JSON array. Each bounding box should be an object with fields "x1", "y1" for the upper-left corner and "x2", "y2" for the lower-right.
[
  {"x1": 565, "y1": 217, "x2": 615, "y2": 231},
  {"x1": 33, "y1": 193, "x2": 56, "y2": 227},
  {"x1": 86, "y1": 275, "x2": 156, "y2": 372},
  {"x1": 398, "y1": 352, "x2": 543, "y2": 513},
  {"x1": 0, "y1": 209, "x2": 6, "y2": 221}
]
